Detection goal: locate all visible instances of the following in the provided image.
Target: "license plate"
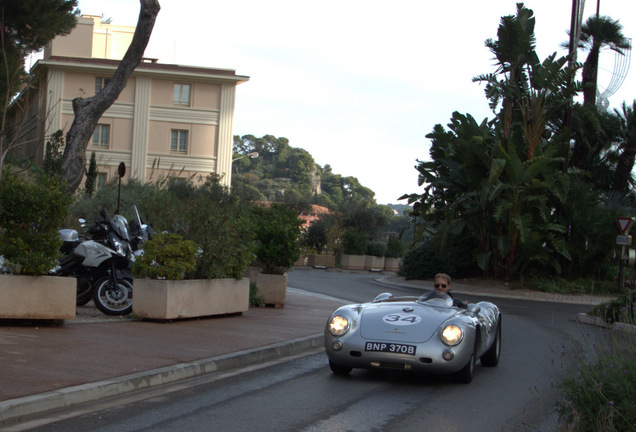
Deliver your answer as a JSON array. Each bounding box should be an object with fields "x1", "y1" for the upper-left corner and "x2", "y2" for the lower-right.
[{"x1": 364, "y1": 342, "x2": 416, "y2": 355}]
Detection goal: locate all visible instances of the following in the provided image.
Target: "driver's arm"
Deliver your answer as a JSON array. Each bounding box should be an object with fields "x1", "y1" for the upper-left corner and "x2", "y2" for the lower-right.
[
  {"x1": 454, "y1": 299, "x2": 468, "y2": 308},
  {"x1": 449, "y1": 293, "x2": 467, "y2": 308}
]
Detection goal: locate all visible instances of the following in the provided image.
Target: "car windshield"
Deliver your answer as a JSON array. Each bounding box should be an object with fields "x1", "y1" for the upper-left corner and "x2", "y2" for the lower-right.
[{"x1": 418, "y1": 291, "x2": 453, "y2": 307}]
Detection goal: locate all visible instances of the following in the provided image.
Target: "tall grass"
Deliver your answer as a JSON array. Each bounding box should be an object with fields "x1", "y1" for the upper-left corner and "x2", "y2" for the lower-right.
[
  {"x1": 556, "y1": 308, "x2": 636, "y2": 431},
  {"x1": 588, "y1": 291, "x2": 636, "y2": 324}
]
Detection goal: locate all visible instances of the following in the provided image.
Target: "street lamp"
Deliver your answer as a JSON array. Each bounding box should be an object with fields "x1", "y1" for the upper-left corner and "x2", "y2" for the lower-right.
[{"x1": 232, "y1": 151, "x2": 259, "y2": 162}]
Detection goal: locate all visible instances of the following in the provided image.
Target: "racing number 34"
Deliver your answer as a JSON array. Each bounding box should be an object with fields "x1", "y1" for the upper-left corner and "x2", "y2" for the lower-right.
[
  {"x1": 384, "y1": 314, "x2": 419, "y2": 323},
  {"x1": 382, "y1": 313, "x2": 422, "y2": 326}
]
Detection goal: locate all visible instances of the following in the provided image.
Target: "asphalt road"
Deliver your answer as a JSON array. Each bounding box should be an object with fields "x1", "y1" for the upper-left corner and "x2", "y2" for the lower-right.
[{"x1": 18, "y1": 270, "x2": 593, "y2": 432}]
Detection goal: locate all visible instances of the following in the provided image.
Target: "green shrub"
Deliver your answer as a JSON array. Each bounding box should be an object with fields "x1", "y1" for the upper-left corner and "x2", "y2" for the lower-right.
[
  {"x1": 251, "y1": 203, "x2": 302, "y2": 274},
  {"x1": 302, "y1": 214, "x2": 344, "y2": 256},
  {"x1": 398, "y1": 241, "x2": 442, "y2": 280},
  {"x1": 69, "y1": 176, "x2": 256, "y2": 280},
  {"x1": 132, "y1": 233, "x2": 198, "y2": 280},
  {"x1": 249, "y1": 282, "x2": 263, "y2": 306},
  {"x1": 342, "y1": 228, "x2": 367, "y2": 255},
  {"x1": 399, "y1": 239, "x2": 480, "y2": 280},
  {"x1": 365, "y1": 241, "x2": 386, "y2": 257},
  {"x1": 0, "y1": 170, "x2": 71, "y2": 275},
  {"x1": 303, "y1": 219, "x2": 329, "y2": 254},
  {"x1": 385, "y1": 235, "x2": 405, "y2": 258},
  {"x1": 66, "y1": 178, "x2": 177, "y2": 232},
  {"x1": 184, "y1": 198, "x2": 255, "y2": 280},
  {"x1": 164, "y1": 176, "x2": 256, "y2": 280}
]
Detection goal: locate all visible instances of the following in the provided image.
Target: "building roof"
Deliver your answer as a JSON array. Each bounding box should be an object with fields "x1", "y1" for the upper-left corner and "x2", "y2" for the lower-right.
[{"x1": 36, "y1": 55, "x2": 250, "y2": 84}]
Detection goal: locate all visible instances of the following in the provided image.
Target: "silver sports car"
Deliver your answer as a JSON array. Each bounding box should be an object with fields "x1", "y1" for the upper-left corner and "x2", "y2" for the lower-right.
[{"x1": 324, "y1": 291, "x2": 501, "y2": 383}]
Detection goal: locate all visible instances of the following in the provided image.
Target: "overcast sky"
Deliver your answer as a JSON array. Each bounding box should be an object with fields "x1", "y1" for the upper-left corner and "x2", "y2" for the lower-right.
[{"x1": 73, "y1": 0, "x2": 636, "y2": 204}]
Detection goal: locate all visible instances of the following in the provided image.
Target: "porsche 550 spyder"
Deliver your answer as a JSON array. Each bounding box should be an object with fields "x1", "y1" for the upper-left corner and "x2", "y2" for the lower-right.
[{"x1": 324, "y1": 291, "x2": 501, "y2": 383}]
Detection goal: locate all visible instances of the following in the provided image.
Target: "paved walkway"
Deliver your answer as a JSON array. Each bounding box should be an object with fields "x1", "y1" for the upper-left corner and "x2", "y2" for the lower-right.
[{"x1": 0, "y1": 273, "x2": 616, "y2": 425}]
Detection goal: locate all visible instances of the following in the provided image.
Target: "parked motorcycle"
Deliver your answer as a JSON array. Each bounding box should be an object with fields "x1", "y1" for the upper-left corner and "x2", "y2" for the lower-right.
[{"x1": 51, "y1": 208, "x2": 137, "y2": 315}]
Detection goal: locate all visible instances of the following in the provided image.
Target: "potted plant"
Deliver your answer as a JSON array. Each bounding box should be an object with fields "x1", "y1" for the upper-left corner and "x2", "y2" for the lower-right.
[
  {"x1": 364, "y1": 241, "x2": 386, "y2": 270},
  {"x1": 252, "y1": 204, "x2": 302, "y2": 307},
  {"x1": 302, "y1": 215, "x2": 340, "y2": 268},
  {"x1": 129, "y1": 175, "x2": 255, "y2": 320},
  {"x1": 384, "y1": 235, "x2": 404, "y2": 272},
  {"x1": 340, "y1": 228, "x2": 367, "y2": 270},
  {"x1": 132, "y1": 232, "x2": 251, "y2": 320},
  {"x1": 0, "y1": 169, "x2": 75, "y2": 320}
]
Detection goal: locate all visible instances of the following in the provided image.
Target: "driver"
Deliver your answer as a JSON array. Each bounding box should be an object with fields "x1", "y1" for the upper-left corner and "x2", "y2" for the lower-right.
[{"x1": 433, "y1": 273, "x2": 467, "y2": 308}]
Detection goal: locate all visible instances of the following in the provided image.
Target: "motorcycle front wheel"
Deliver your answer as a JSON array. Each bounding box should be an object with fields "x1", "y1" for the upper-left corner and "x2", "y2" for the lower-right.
[
  {"x1": 76, "y1": 279, "x2": 92, "y2": 306},
  {"x1": 92, "y1": 277, "x2": 133, "y2": 315}
]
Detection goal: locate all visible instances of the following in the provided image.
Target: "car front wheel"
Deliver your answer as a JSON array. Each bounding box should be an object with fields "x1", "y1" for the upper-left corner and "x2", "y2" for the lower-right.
[
  {"x1": 329, "y1": 360, "x2": 352, "y2": 376},
  {"x1": 481, "y1": 318, "x2": 501, "y2": 367},
  {"x1": 453, "y1": 351, "x2": 476, "y2": 384}
]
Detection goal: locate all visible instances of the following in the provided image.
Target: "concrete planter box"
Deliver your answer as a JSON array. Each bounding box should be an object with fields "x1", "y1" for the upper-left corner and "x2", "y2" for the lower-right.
[
  {"x1": 384, "y1": 257, "x2": 402, "y2": 272},
  {"x1": 255, "y1": 272, "x2": 288, "y2": 307},
  {"x1": 341, "y1": 254, "x2": 366, "y2": 270},
  {"x1": 308, "y1": 254, "x2": 335, "y2": 268},
  {"x1": 364, "y1": 255, "x2": 385, "y2": 270},
  {"x1": 133, "y1": 278, "x2": 249, "y2": 320},
  {"x1": 0, "y1": 274, "x2": 76, "y2": 320}
]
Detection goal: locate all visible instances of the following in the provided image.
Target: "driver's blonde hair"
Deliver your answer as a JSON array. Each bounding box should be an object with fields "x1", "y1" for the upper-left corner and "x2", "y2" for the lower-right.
[{"x1": 434, "y1": 273, "x2": 451, "y2": 284}]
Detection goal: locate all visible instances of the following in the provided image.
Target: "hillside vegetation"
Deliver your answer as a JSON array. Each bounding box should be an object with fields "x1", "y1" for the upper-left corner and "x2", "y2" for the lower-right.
[
  {"x1": 232, "y1": 134, "x2": 414, "y2": 253},
  {"x1": 232, "y1": 134, "x2": 377, "y2": 210}
]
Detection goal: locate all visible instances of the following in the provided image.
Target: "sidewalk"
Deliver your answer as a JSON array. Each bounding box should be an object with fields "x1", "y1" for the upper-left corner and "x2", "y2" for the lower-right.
[
  {"x1": 0, "y1": 288, "x2": 346, "y2": 424},
  {"x1": 0, "y1": 274, "x2": 615, "y2": 425}
]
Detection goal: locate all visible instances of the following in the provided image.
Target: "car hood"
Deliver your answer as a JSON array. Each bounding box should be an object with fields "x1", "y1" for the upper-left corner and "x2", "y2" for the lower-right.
[{"x1": 359, "y1": 302, "x2": 459, "y2": 343}]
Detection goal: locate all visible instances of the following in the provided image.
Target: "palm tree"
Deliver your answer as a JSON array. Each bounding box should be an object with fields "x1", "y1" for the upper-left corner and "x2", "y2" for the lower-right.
[
  {"x1": 613, "y1": 102, "x2": 636, "y2": 192},
  {"x1": 578, "y1": 16, "x2": 631, "y2": 109},
  {"x1": 477, "y1": 3, "x2": 540, "y2": 141},
  {"x1": 569, "y1": 16, "x2": 630, "y2": 170}
]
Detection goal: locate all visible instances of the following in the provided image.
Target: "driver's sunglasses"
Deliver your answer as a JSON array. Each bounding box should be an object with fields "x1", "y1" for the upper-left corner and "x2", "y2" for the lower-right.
[{"x1": 434, "y1": 283, "x2": 447, "y2": 288}]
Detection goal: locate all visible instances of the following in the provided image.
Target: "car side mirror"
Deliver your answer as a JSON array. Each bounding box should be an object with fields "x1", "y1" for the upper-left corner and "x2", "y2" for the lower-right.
[{"x1": 467, "y1": 304, "x2": 481, "y2": 314}]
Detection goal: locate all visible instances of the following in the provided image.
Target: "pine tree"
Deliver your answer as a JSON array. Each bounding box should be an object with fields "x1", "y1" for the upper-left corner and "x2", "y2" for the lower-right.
[
  {"x1": 42, "y1": 130, "x2": 65, "y2": 178},
  {"x1": 0, "y1": 0, "x2": 78, "y2": 110},
  {"x1": 84, "y1": 151, "x2": 97, "y2": 196},
  {"x1": 0, "y1": 0, "x2": 79, "y2": 181}
]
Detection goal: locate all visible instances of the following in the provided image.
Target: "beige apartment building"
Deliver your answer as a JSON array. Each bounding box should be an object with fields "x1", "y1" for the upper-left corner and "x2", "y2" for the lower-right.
[{"x1": 13, "y1": 15, "x2": 248, "y2": 189}]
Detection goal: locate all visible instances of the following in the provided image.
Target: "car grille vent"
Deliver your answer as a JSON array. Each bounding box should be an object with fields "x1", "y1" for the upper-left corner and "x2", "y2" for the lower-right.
[
  {"x1": 370, "y1": 362, "x2": 411, "y2": 370},
  {"x1": 349, "y1": 351, "x2": 362, "y2": 357},
  {"x1": 419, "y1": 357, "x2": 433, "y2": 364}
]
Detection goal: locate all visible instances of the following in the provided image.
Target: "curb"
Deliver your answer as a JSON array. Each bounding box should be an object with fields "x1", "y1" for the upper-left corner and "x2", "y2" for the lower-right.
[
  {"x1": 0, "y1": 334, "x2": 324, "y2": 424},
  {"x1": 576, "y1": 313, "x2": 636, "y2": 334}
]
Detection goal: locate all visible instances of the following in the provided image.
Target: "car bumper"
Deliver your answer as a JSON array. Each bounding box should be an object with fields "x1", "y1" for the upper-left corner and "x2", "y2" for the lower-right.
[{"x1": 324, "y1": 333, "x2": 474, "y2": 374}]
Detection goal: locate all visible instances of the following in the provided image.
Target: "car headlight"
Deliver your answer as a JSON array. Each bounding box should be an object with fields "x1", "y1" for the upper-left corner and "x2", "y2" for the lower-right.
[
  {"x1": 328, "y1": 315, "x2": 350, "y2": 337},
  {"x1": 441, "y1": 324, "x2": 463, "y2": 346}
]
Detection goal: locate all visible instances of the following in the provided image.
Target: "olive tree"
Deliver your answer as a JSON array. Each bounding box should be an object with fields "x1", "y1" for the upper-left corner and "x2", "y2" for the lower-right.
[{"x1": 61, "y1": 0, "x2": 160, "y2": 193}]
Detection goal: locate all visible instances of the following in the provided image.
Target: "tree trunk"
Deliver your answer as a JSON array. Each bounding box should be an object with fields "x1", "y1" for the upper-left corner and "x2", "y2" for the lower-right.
[
  {"x1": 582, "y1": 47, "x2": 600, "y2": 109},
  {"x1": 61, "y1": 0, "x2": 160, "y2": 193},
  {"x1": 569, "y1": 48, "x2": 600, "y2": 170},
  {"x1": 614, "y1": 139, "x2": 636, "y2": 193}
]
